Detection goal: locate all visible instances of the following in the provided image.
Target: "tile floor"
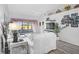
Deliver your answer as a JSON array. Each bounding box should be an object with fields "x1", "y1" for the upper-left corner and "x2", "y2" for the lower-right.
[
  {"x1": 1, "y1": 40, "x2": 79, "y2": 54},
  {"x1": 48, "y1": 40, "x2": 79, "y2": 54}
]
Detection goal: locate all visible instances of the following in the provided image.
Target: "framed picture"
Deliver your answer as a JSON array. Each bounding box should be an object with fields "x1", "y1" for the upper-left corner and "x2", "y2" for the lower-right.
[
  {"x1": 71, "y1": 13, "x2": 78, "y2": 27},
  {"x1": 71, "y1": 23, "x2": 78, "y2": 27},
  {"x1": 71, "y1": 20, "x2": 78, "y2": 27},
  {"x1": 61, "y1": 15, "x2": 70, "y2": 25},
  {"x1": 76, "y1": 16, "x2": 79, "y2": 23},
  {"x1": 71, "y1": 13, "x2": 78, "y2": 17},
  {"x1": 71, "y1": 13, "x2": 78, "y2": 20},
  {"x1": 61, "y1": 13, "x2": 79, "y2": 27}
]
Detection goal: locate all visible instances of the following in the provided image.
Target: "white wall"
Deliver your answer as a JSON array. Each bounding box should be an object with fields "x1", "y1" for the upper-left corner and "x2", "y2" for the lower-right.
[
  {"x1": 0, "y1": 4, "x2": 10, "y2": 23},
  {"x1": 49, "y1": 8, "x2": 79, "y2": 46},
  {"x1": 4, "y1": 4, "x2": 10, "y2": 22},
  {"x1": 59, "y1": 26, "x2": 79, "y2": 46},
  {"x1": 0, "y1": 5, "x2": 4, "y2": 23}
]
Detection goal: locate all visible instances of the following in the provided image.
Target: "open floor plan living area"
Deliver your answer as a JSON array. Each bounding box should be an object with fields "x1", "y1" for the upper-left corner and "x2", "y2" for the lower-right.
[{"x1": 0, "y1": 4, "x2": 79, "y2": 54}]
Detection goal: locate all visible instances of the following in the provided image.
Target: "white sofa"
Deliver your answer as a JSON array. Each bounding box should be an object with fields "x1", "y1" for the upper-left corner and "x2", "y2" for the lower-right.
[
  {"x1": 7, "y1": 32, "x2": 56, "y2": 54},
  {"x1": 32, "y1": 32, "x2": 56, "y2": 54}
]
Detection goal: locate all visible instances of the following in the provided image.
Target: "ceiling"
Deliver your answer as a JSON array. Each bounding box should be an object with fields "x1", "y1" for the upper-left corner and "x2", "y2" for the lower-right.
[{"x1": 7, "y1": 4, "x2": 75, "y2": 20}]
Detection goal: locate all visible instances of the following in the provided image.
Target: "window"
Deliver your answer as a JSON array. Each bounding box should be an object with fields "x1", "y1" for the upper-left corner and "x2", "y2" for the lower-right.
[
  {"x1": 9, "y1": 21, "x2": 33, "y2": 34},
  {"x1": 18, "y1": 22, "x2": 33, "y2": 34}
]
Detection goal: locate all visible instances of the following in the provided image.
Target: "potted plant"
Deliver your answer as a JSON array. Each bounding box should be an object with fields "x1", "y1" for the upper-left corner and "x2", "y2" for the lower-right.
[
  {"x1": 53, "y1": 23, "x2": 60, "y2": 37},
  {"x1": 64, "y1": 5, "x2": 71, "y2": 11}
]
